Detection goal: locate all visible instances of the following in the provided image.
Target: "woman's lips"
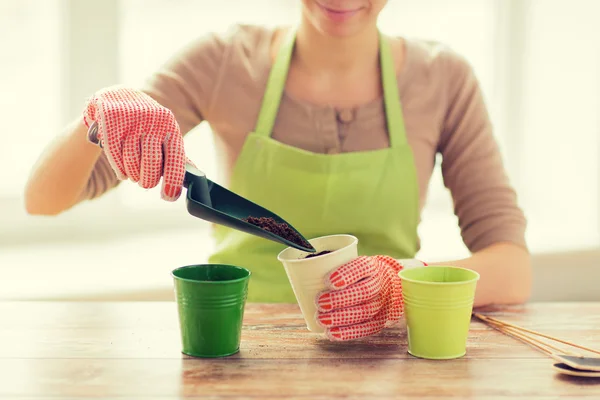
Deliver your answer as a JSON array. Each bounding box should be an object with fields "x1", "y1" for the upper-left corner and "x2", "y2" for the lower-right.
[{"x1": 317, "y1": 3, "x2": 361, "y2": 23}]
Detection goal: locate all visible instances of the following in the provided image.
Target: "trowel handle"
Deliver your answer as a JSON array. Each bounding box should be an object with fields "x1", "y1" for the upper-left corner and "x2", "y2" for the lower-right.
[
  {"x1": 182, "y1": 163, "x2": 206, "y2": 188},
  {"x1": 183, "y1": 163, "x2": 213, "y2": 207}
]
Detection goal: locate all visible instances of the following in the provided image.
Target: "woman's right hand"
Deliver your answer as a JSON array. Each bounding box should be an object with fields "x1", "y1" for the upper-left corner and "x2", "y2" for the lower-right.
[{"x1": 83, "y1": 85, "x2": 187, "y2": 201}]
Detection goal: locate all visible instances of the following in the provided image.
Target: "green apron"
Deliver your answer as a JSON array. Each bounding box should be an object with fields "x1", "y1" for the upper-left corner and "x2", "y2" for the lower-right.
[{"x1": 208, "y1": 30, "x2": 420, "y2": 303}]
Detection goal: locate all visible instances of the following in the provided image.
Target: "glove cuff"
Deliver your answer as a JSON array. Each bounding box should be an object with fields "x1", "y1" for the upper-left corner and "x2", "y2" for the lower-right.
[{"x1": 396, "y1": 258, "x2": 427, "y2": 270}]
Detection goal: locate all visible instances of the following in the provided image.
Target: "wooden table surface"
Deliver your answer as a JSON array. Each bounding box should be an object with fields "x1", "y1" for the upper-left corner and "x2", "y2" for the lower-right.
[{"x1": 2, "y1": 301, "x2": 600, "y2": 399}]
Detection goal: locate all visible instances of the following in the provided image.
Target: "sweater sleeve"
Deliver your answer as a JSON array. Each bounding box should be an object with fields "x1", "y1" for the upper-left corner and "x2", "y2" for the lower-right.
[
  {"x1": 438, "y1": 50, "x2": 528, "y2": 252},
  {"x1": 79, "y1": 31, "x2": 228, "y2": 201}
]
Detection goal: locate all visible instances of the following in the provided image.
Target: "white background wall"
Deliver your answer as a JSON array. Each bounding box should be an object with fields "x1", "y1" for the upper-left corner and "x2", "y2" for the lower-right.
[{"x1": 1, "y1": 0, "x2": 599, "y2": 301}]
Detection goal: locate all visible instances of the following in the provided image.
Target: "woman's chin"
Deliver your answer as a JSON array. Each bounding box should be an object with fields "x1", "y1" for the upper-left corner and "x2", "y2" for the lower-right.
[{"x1": 301, "y1": 0, "x2": 383, "y2": 38}]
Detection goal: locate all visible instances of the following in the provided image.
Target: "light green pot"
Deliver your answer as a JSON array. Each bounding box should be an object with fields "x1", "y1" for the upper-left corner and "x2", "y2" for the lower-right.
[{"x1": 399, "y1": 266, "x2": 480, "y2": 360}]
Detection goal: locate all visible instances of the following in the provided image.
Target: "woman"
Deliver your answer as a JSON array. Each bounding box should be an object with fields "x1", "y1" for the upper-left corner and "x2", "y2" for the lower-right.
[{"x1": 24, "y1": 0, "x2": 531, "y2": 341}]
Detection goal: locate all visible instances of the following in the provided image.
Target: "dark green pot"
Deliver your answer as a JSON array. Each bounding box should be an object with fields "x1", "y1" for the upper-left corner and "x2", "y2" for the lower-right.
[{"x1": 172, "y1": 264, "x2": 251, "y2": 358}]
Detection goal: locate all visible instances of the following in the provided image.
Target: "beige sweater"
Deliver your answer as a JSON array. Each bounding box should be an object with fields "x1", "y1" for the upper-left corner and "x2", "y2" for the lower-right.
[{"x1": 81, "y1": 24, "x2": 527, "y2": 253}]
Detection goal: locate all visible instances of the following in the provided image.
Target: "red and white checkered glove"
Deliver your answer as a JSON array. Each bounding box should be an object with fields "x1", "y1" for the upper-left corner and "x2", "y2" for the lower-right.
[
  {"x1": 83, "y1": 85, "x2": 187, "y2": 201},
  {"x1": 315, "y1": 256, "x2": 426, "y2": 341}
]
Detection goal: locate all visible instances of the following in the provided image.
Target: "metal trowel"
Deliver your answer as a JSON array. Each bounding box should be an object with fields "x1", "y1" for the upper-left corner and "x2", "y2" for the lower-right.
[
  {"x1": 182, "y1": 163, "x2": 315, "y2": 252},
  {"x1": 87, "y1": 121, "x2": 315, "y2": 253}
]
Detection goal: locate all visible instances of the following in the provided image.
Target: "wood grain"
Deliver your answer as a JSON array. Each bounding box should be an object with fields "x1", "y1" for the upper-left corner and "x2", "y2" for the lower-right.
[
  {"x1": 1, "y1": 301, "x2": 600, "y2": 399},
  {"x1": 2, "y1": 358, "x2": 600, "y2": 398}
]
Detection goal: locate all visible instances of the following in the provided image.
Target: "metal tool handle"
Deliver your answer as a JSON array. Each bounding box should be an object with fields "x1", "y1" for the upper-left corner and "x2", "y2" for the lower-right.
[
  {"x1": 183, "y1": 163, "x2": 213, "y2": 207},
  {"x1": 87, "y1": 121, "x2": 102, "y2": 147}
]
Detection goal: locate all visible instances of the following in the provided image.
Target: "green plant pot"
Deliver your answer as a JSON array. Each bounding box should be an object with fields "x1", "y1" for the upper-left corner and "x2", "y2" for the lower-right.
[
  {"x1": 172, "y1": 264, "x2": 251, "y2": 358},
  {"x1": 399, "y1": 266, "x2": 480, "y2": 359}
]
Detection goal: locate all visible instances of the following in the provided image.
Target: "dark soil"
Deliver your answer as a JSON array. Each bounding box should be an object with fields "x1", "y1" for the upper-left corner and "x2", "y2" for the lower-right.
[
  {"x1": 304, "y1": 250, "x2": 332, "y2": 259},
  {"x1": 243, "y1": 216, "x2": 311, "y2": 248}
]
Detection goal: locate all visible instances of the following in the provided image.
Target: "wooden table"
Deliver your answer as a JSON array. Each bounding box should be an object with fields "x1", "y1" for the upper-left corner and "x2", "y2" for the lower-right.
[{"x1": 2, "y1": 302, "x2": 600, "y2": 399}]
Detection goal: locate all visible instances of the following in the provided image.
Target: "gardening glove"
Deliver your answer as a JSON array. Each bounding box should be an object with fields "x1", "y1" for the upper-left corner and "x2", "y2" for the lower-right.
[
  {"x1": 316, "y1": 256, "x2": 426, "y2": 341},
  {"x1": 83, "y1": 85, "x2": 188, "y2": 201}
]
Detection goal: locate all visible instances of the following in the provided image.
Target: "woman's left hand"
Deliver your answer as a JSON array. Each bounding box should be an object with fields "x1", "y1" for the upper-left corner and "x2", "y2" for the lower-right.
[{"x1": 315, "y1": 256, "x2": 425, "y2": 341}]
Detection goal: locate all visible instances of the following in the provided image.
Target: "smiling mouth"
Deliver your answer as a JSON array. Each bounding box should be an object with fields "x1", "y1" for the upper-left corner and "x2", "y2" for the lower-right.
[{"x1": 317, "y1": 2, "x2": 361, "y2": 14}]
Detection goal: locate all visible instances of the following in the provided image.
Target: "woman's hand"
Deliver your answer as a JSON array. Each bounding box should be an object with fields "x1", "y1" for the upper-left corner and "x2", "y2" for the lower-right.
[
  {"x1": 315, "y1": 256, "x2": 425, "y2": 341},
  {"x1": 83, "y1": 85, "x2": 188, "y2": 201}
]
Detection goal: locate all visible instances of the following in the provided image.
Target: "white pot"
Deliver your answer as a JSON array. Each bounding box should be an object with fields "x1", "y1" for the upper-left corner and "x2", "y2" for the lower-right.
[{"x1": 277, "y1": 234, "x2": 359, "y2": 332}]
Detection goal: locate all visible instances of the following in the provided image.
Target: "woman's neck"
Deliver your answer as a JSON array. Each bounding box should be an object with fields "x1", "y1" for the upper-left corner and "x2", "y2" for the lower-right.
[{"x1": 293, "y1": 19, "x2": 380, "y2": 77}]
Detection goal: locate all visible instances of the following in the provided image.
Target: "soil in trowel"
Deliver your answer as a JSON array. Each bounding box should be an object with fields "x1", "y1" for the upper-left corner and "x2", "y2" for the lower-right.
[{"x1": 242, "y1": 216, "x2": 311, "y2": 248}]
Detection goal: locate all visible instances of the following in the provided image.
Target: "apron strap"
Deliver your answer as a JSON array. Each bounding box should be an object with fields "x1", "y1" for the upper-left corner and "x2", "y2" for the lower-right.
[
  {"x1": 253, "y1": 29, "x2": 296, "y2": 136},
  {"x1": 254, "y1": 29, "x2": 408, "y2": 149},
  {"x1": 379, "y1": 33, "x2": 407, "y2": 148}
]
